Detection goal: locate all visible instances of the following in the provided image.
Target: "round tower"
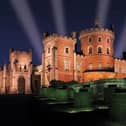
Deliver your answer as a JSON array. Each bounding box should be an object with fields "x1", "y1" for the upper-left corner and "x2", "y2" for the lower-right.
[{"x1": 79, "y1": 22, "x2": 115, "y2": 81}]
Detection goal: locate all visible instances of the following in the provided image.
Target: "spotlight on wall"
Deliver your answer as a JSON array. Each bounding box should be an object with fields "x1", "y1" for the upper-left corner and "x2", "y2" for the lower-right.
[
  {"x1": 10, "y1": 0, "x2": 42, "y2": 62},
  {"x1": 50, "y1": 0, "x2": 66, "y2": 34},
  {"x1": 96, "y1": 0, "x2": 111, "y2": 27},
  {"x1": 115, "y1": 20, "x2": 126, "y2": 58}
]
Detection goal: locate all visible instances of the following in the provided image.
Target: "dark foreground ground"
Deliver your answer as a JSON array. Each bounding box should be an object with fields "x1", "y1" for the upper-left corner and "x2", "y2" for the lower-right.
[{"x1": 0, "y1": 95, "x2": 120, "y2": 126}]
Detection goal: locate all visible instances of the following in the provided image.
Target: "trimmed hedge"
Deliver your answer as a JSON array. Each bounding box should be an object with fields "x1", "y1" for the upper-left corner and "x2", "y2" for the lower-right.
[
  {"x1": 111, "y1": 90, "x2": 126, "y2": 122},
  {"x1": 50, "y1": 80, "x2": 78, "y2": 88},
  {"x1": 39, "y1": 87, "x2": 48, "y2": 97},
  {"x1": 74, "y1": 89, "x2": 93, "y2": 108}
]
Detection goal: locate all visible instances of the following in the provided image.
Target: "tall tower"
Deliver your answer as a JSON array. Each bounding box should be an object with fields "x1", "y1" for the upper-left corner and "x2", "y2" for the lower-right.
[
  {"x1": 9, "y1": 49, "x2": 32, "y2": 94},
  {"x1": 79, "y1": 22, "x2": 115, "y2": 81},
  {"x1": 42, "y1": 33, "x2": 76, "y2": 87}
]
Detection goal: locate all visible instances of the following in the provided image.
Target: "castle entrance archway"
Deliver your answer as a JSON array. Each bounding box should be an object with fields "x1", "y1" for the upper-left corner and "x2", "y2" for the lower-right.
[{"x1": 18, "y1": 76, "x2": 25, "y2": 94}]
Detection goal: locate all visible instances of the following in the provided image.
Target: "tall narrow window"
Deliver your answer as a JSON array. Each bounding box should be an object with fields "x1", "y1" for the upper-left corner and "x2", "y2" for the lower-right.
[
  {"x1": 48, "y1": 48, "x2": 50, "y2": 53},
  {"x1": 89, "y1": 47, "x2": 93, "y2": 54},
  {"x1": 98, "y1": 37, "x2": 102, "y2": 42},
  {"x1": 98, "y1": 63, "x2": 102, "y2": 70},
  {"x1": 115, "y1": 63, "x2": 118, "y2": 72},
  {"x1": 88, "y1": 36, "x2": 92, "y2": 42},
  {"x1": 76, "y1": 62, "x2": 81, "y2": 71},
  {"x1": 88, "y1": 63, "x2": 93, "y2": 70},
  {"x1": 64, "y1": 59, "x2": 69, "y2": 70},
  {"x1": 65, "y1": 47, "x2": 69, "y2": 54},
  {"x1": 98, "y1": 47, "x2": 102, "y2": 54},
  {"x1": 107, "y1": 48, "x2": 110, "y2": 54}
]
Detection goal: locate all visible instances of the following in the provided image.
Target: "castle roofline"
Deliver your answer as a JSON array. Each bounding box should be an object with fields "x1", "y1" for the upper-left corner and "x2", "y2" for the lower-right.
[
  {"x1": 115, "y1": 58, "x2": 126, "y2": 62},
  {"x1": 42, "y1": 32, "x2": 77, "y2": 42},
  {"x1": 9, "y1": 48, "x2": 32, "y2": 53},
  {"x1": 80, "y1": 28, "x2": 114, "y2": 36}
]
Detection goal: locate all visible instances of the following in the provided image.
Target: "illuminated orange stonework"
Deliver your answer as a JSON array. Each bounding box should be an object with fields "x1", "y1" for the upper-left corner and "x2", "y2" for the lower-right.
[
  {"x1": 0, "y1": 49, "x2": 41, "y2": 94},
  {"x1": 2, "y1": 22, "x2": 126, "y2": 93},
  {"x1": 41, "y1": 24, "x2": 126, "y2": 87}
]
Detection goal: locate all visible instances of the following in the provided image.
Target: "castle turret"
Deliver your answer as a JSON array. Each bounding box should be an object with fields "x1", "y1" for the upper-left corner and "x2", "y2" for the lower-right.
[
  {"x1": 42, "y1": 33, "x2": 77, "y2": 86},
  {"x1": 9, "y1": 49, "x2": 32, "y2": 94},
  {"x1": 79, "y1": 22, "x2": 115, "y2": 81}
]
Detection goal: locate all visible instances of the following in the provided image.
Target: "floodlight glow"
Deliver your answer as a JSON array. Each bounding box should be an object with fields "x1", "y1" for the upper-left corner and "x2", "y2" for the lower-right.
[
  {"x1": 115, "y1": 20, "x2": 126, "y2": 58},
  {"x1": 96, "y1": 0, "x2": 110, "y2": 27},
  {"x1": 10, "y1": 0, "x2": 42, "y2": 62},
  {"x1": 50, "y1": 0, "x2": 66, "y2": 34}
]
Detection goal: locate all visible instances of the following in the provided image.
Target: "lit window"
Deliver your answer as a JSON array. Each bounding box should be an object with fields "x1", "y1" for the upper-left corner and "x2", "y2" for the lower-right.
[
  {"x1": 98, "y1": 63, "x2": 102, "y2": 69},
  {"x1": 64, "y1": 59, "x2": 69, "y2": 70},
  {"x1": 76, "y1": 62, "x2": 81, "y2": 71},
  {"x1": 98, "y1": 37, "x2": 102, "y2": 42},
  {"x1": 98, "y1": 47, "x2": 102, "y2": 54},
  {"x1": 121, "y1": 66, "x2": 126, "y2": 73},
  {"x1": 107, "y1": 48, "x2": 110, "y2": 54},
  {"x1": 115, "y1": 63, "x2": 118, "y2": 72},
  {"x1": 88, "y1": 63, "x2": 93, "y2": 70},
  {"x1": 88, "y1": 47, "x2": 93, "y2": 54},
  {"x1": 65, "y1": 47, "x2": 69, "y2": 54}
]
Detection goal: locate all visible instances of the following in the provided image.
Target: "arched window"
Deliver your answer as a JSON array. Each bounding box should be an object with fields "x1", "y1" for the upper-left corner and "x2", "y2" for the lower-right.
[
  {"x1": 65, "y1": 48, "x2": 69, "y2": 53},
  {"x1": 98, "y1": 36, "x2": 102, "y2": 42},
  {"x1": 18, "y1": 76, "x2": 25, "y2": 94},
  {"x1": 64, "y1": 47, "x2": 69, "y2": 54},
  {"x1": 98, "y1": 47, "x2": 102, "y2": 54},
  {"x1": 107, "y1": 48, "x2": 110, "y2": 54},
  {"x1": 88, "y1": 47, "x2": 93, "y2": 54}
]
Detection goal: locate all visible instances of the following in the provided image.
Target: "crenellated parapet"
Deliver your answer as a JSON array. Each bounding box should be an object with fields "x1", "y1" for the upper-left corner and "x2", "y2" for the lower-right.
[
  {"x1": 115, "y1": 58, "x2": 126, "y2": 63},
  {"x1": 42, "y1": 32, "x2": 77, "y2": 43},
  {"x1": 79, "y1": 28, "x2": 114, "y2": 39}
]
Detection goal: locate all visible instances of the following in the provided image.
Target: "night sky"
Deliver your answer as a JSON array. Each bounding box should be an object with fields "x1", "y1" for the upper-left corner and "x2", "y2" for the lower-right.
[{"x1": 0, "y1": 0, "x2": 126, "y2": 65}]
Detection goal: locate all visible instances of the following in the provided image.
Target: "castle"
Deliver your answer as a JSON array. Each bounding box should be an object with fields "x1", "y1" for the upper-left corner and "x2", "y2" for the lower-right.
[
  {"x1": 1, "y1": 21, "x2": 126, "y2": 94},
  {"x1": 42, "y1": 21, "x2": 126, "y2": 87}
]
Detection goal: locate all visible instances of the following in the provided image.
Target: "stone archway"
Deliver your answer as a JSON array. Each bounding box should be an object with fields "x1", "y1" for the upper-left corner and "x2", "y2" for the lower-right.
[{"x1": 18, "y1": 76, "x2": 25, "y2": 94}]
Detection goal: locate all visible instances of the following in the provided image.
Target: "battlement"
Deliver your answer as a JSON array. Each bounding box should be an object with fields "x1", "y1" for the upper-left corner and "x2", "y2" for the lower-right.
[
  {"x1": 115, "y1": 58, "x2": 126, "y2": 62},
  {"x1": 80, "y1": 28, "x2": 114, "y2": 36},
  {"x1": 42, "y1": 32, "x2": 77, "y2": 42},
  {"x1": 9, "y1": 48, "x2": 32, "y2": 55}
]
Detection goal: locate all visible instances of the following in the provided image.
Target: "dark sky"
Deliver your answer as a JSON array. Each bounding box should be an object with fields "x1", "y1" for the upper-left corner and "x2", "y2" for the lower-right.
[{"x1": 0, "y1": 0, "x2": 126, "y2": 65}]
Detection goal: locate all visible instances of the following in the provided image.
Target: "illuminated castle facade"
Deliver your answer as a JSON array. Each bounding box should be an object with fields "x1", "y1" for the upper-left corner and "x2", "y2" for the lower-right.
[
  {"x1": 0, "y1": 49, "x2": 41, "y2": 94},
  {"x1": 1, "y1": 21, "x2": 126, "y2": 94},
  {"x1": 42, "y1": 22, "x2": 126, "y2": 87}
]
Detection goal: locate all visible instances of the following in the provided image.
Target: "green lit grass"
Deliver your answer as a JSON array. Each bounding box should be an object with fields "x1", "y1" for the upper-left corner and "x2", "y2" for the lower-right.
[
  {"x1": 47, "y1": 100, "x2": 73, "y2": 105},
  {"x1": 39, "y1": 97, "x2": 49, "y2": 101},
  {"x1": 56, "y1": 107, "x2": 95, "y2": 113},
  {"x1": 96, "y1": 105, "x2": 109, "y2": 110}
]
